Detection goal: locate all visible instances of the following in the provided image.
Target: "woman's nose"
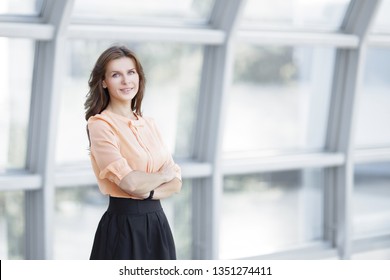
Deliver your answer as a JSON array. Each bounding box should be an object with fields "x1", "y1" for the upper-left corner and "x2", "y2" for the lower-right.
[
  {"x1": 122, "y1": 74, "x2": 135, "y2": 84},
  {"x1": 122, "y1": 76, "x2": 130, "y2": 84}
]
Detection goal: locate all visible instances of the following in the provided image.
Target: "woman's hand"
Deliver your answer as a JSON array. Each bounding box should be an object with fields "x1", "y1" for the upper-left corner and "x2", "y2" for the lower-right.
[
  {"x1": 137, "y1": 165, "x2": 181, "y2": 200},
  {"x1": 118, "y1": 164, "x2": 178, "y2": 197},
  {"x1": 160, "y1": 164, "x2": 177, "y2": 183}
]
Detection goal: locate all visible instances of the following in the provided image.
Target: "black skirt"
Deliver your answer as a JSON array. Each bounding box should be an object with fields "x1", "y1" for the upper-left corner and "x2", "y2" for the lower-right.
[{"x1": 90, "y1": 196, "x2": 176, "y2": 260}]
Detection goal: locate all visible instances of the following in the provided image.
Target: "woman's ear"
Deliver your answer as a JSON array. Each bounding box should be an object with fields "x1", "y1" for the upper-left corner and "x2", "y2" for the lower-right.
[{"x1": 102, "y1": 80, "x2": 107, "y2": 88}]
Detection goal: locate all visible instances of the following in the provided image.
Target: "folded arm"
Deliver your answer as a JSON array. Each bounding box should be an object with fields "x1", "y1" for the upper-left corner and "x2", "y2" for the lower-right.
[
  {"x1": 151, "y1": 178, "x2": 182, "y2": 200},
  {"x1": 118, "y1": 168, "x2": 177, "y2": 197},
  {"x1": 88, "y1": 118, "x2": 181, "y2": 199},
  {"x1": 120, "y1": 164, "x2": 181, "y2": 199}
]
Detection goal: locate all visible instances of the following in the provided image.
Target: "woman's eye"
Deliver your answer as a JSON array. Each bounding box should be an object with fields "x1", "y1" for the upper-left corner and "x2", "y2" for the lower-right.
[
  {"x1": 112, "y1": 73, "x2": 119, "y2": 78},
  {"x1": 129, "y1": 70, "x2": 136, "y2": 75}
]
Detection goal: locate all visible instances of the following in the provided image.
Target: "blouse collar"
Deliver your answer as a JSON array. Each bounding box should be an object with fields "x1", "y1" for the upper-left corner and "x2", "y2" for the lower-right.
[{"x1": 103, "y1": 110, "x2": 145, "y2": 127}]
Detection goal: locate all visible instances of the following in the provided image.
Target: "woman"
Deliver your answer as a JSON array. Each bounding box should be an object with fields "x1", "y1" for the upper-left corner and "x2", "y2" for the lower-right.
[{"x1": 84, "y1": 45, "x2": 182, "y2": 260}]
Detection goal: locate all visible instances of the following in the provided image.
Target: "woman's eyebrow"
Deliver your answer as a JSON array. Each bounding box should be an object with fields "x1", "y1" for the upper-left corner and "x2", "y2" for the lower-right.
[{"x1": 109, "y1": 68, "x2": 136, "y2": 73}]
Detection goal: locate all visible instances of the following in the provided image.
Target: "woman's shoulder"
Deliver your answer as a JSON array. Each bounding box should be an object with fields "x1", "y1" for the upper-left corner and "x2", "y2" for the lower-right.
[
  {"x1": 87, "y1": 112, "x2": 118, "y2": 133},
  {"x1": 88, "y1": 111, "x2": 110, "y2": 124}
]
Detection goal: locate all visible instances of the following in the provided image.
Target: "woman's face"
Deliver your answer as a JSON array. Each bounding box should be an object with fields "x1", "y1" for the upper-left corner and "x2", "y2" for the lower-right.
[{"x1": 103, "y1": 56, "x2": 139, "y2": 104}]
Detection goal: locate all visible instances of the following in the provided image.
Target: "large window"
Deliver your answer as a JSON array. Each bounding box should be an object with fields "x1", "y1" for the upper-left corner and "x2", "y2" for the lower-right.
[
  {"x1": 223, "y1": 45, "x2": 335, "y2": 156},
  {"x1": 0, "y1": 191, "x2": 25, "y2": 259},
  {"x1": 241, "y1": 0, "x2": 351, "y2": 31},
  {"x1": 0, "y1": 0, "x2": 43, "y2": 16},
  {"x1": 353, "y1": 163, "x2": 390, "y2": 239},
  {"x1": 355, "y1": 48, "x2": 390, "y2": 148},
  {"x1": 161, "y1": 180, "x2": 192, "y2": 259},
  {"x1": 53, "y1": 185, "x2": 105, "y2": 259},
  {"x1": 371, "y1": 0, "x2": 390, "y2": 34},
  {"x1": 0, "y1": 39, "x2": 35, "y2": 170},
  {"x1": 72, "y1": 0, "x2": 215, "y2": 25},
  {"x1": 56, "y1": 41, "x2": 203, "y2": 165},
  {"x1": 221, "y1": 169, "x2": 324, "y2": 259}
]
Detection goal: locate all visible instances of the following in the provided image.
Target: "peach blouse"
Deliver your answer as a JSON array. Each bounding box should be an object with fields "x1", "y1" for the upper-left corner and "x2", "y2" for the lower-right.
[{"x1": 87, "y1": 110, "x2": 181, "y2": 198}]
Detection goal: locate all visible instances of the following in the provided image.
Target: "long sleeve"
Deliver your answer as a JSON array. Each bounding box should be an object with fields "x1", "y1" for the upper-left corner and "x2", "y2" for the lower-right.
[{"x1": 88, "y1": 118, "x2": 133, "y2": 186}]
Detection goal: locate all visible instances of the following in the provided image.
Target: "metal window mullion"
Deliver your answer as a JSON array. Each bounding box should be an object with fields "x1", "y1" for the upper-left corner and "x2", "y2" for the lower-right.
[
  {"x1": 368, "y1": 34, "x2": 390, "y2": 47},
  {"x1": 0, "y1": 22, "x2": 54, "y2": 39},
  {"x1": 237, "y1": 30, "x2": 359, "y2": 48},
  {"x1": 355, "y1": 148, "x2": 390, "y2": 163},
  {"x1": 25, "y1": 0, "x2": 74, "y2": 260},
  {"x1": 325, "y1": 47, "x2": 364, "y2": 259},
  {"x1": 192, "y1": 46, "x2": 226, "y2": 260},
  {"x1": 325, "y1": 0, "x2": 381, "y2": 259},
  {"x1": 222, "y1": 152, "x2": 345, "y2": 175},
  {"x1": 67, "y1": 25, "x2": 225, "y2": 44},
  {"x1": 191, "y1": 0, "x2": 246, "y2": 260},
  {"x1": 25, "y1": 37, "x2": 63, "y2": 261},
  {"x1": 0, "y1": 174, "x2": 41, "y2": 191}
]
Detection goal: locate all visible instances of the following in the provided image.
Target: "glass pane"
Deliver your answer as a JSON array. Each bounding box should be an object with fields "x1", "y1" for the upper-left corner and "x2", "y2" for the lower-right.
[
  {"x1": 54, "y1": 181, "x2": 192, "y2": 259},
  {"x1": 223, "y1": 45, "x2": 334, "y2": 156},
  {"x1": 355, "y1": 48, "x2": 390, "y2": 148},
  {"x1": 54, "y1": 185, "x2": 107, "y2": 259},
  {"x1": 371, "y1": 0, "x2": 390, "y2": 34},
  {"x1": 241, "y1": 0, "x2": 350, "y2": 31},
  {"x1": 0, "y1": 191, "x2": 25, "y2": 259},
  {"x1": 221, "y1": 169, "x2": 324, "y2": 259},
  {"x1": 162, "y1": 180, "x2": 192, "y2": 259},
  {"x1": 72, "y1": 0, "x2": 214, "y2": 24},
  {"x1": 0, "y1": 0, "x2": 42, "y2": 16},
  {"x1": 0, "y1": 39, "x2": 35, "y2": 170},
  {"x1": 56, "y1": 41, "x2": 202, "y2": 164},
  {"x1": 354, "y1": 163, "x2": 390, "y2": 238}
]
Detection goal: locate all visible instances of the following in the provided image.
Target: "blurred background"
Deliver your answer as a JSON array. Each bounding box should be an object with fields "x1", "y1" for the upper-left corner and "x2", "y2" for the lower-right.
[{"x1": 1, "y1": 0, "x2": 390, "y2": 260}]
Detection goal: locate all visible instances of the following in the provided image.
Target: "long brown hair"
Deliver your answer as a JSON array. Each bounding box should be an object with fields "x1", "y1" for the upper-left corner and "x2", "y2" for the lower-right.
[{"x1": 84, "y1": 45, "x2": 146, "y2": 121}]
